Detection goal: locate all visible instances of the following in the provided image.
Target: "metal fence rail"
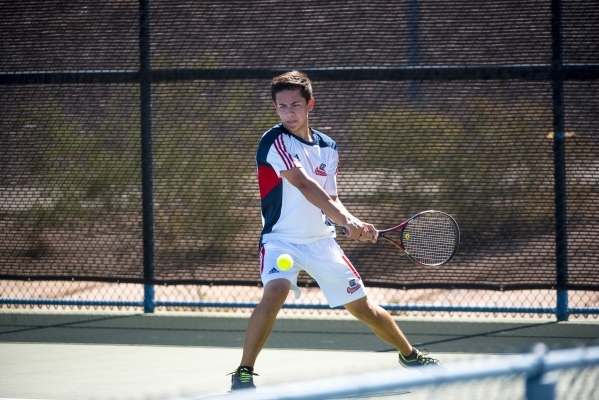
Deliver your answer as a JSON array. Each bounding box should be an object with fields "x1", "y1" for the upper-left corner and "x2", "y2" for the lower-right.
[
  {"x1": 2, "y1": 294, "x2": 599, "y2": 318},
  {"x1": 186, "y1": 345, "x2": 599, "y2": 400}
]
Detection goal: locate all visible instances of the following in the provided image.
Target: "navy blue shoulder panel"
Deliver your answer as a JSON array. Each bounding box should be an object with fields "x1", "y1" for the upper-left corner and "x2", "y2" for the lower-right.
[
  {"x1": 312, "y1": 129, "x2": 338, "y2": 151},
  {"x1": 256, "y1": 124, "x2": 286, "y2": 166}
]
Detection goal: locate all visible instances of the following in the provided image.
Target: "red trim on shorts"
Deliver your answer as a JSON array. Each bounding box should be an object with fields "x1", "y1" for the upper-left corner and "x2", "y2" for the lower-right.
[
  {"x1": 342, "y1": 255, "x2": 361, "y2": 280},
  {"x1": 260, "y1": 246, "x2": 266, "y2": 274}
]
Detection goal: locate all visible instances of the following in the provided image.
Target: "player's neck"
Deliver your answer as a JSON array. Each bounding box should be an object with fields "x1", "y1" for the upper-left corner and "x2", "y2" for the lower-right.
[
  {"x1": 297, "y1": 129, "x2": 313, "y2": 142},
  {"x1": 285, "y1": 125, "x2": 313, "y2": 142}
]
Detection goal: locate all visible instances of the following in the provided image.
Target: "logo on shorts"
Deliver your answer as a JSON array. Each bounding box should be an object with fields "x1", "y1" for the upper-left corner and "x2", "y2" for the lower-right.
[
  {"x1": 268, "y1": 267, "x2": 279, "y2": 274},
  {"x1": 314, "y1": 163, "x2": 327, "y2": 176},
  {"x1": 347, "y1": 279, "x2": 362, "y2": 294}
]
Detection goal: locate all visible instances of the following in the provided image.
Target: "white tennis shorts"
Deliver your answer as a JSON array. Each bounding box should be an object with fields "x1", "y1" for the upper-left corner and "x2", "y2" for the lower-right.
[{"x1": 260, "y1": 238, "x2": 367, "y2": 308}]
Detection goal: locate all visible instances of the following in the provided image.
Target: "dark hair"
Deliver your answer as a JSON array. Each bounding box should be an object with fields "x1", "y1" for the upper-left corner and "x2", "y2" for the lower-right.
[{"x1": 270, "y1": 70, "x2": 313, "y2": 103}]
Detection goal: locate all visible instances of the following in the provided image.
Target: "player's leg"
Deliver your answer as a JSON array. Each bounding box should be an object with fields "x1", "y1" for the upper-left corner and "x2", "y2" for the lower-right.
[
  {"x1": 230, "y1": 278, "x2": 290, "y2": 391},
  {"x1": 299, "y1": 238, "x2": 410, "y2": 353},
  {"x1": 304, "y1": 238, "x2": 440, "y2": 368},
  {"x1": 344, "y1": 293, "x2": 441, "y2": 368},
  {"x1": 343, "y1": 295, "x2": 412, "y2": 356},
  {"x1": 231, "y1": 240, "x2": 302, "y2": 390},
  {"x1": 240, "y1": 278, "x2": 290, "y2": 367},
  {"x1": 240, "y1": 241, "x2": 301, "y2": 368}
]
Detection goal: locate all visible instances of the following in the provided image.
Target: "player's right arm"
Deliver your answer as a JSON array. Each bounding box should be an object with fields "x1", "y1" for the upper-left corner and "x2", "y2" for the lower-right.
[{"x1": 280, "y1": 167, "x2": 366, "y2": 241}]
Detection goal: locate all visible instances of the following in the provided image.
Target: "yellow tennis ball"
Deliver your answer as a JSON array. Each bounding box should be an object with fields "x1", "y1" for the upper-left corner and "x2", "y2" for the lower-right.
[{"x1": 277, "y1": 254, "x2": 293, "y2": 271}]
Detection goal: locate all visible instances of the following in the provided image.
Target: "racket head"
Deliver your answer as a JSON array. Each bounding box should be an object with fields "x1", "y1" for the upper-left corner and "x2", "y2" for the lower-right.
[{"x1": 393, "y1": 210, "x2": 460, "y2": 266}]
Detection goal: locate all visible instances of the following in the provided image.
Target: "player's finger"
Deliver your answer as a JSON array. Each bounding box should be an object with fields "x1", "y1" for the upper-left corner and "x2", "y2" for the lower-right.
[
  {"x1": 367, "y1": 230, "x2": 377, "y2": 243},
  {"x1": 342, "y1": 224, "x2": 369, "y2": 241},
  {"x1": 343, "y1": 224, "x2": 360, "y2": 241},
  {"x1": 362, "y1": 224, "x2": 378, "y2": 243},
  {"x1": 354, "y1": 227, "x2": 370, "y2": 242},
  {"x1": 351, "y1": 228, "x2": 364, "y2": 241}
]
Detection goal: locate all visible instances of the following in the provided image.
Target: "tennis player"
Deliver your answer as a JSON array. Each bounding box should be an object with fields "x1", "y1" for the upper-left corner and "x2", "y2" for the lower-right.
[{"x1": 230, "y1": 70, "x2": 441, "y2": 391}]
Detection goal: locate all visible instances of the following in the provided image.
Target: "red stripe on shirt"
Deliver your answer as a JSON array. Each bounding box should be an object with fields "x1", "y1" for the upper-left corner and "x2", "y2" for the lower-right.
[
  {"x1": 274, "y1": 136, "x2": 294, "y2": 170},
  {"x1": 342, "y1": 255, "x2": 361, "y2": 280},
  {"x1": 257, "y1": 165, "x2": 282, "y2": 199}
]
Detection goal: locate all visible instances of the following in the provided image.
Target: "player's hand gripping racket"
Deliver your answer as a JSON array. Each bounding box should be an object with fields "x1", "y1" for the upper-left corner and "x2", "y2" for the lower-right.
[{"x1": 341, "y1": 210, "x2": 460, "y2": 266}]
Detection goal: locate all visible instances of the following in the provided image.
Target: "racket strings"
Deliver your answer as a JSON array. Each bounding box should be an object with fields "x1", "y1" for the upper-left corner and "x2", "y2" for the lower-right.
[{"x1": 402, "y1": 214, "x2": 458, "y2": 265}]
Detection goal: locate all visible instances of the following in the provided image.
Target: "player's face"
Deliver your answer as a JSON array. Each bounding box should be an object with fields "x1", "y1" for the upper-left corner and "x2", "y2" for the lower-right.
[{"x1": 274, "y1": 89, "x2": 314, "y2": 138}]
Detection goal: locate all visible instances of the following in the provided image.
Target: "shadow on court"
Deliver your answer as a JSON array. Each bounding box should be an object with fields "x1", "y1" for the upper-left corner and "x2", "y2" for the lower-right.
[{"x1": 1, "y1": 311, "x2": 597, "y2": 354}]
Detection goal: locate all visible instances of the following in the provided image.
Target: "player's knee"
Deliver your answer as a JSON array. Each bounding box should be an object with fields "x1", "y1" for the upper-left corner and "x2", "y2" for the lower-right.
[
  {"x1": 345, "y1": 297, "x2": 377, "y2": 321},
  {"x1": 262, "y1": 280, "x2": 290, "y2": 303}
]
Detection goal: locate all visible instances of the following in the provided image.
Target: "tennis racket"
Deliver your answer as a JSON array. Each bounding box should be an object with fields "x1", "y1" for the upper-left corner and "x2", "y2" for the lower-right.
[{"x1": 341, "y1": 210, "x2": 460, "y2": 266}]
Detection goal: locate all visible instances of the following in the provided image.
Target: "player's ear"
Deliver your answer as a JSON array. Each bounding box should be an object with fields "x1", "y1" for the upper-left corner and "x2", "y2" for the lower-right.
[{"x1": 307, "y1": 97, "x2": 315, "y2": 110}]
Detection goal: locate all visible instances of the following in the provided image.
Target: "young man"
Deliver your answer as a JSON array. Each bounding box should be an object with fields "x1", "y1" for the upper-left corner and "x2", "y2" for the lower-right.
[{"x1": 230, "y1": 70, "x2": 440, "y2": 391}]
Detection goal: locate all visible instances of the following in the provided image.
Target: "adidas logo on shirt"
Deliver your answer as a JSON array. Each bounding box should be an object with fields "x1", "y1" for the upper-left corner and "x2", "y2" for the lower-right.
[{"x1": 268, "y1": 267, "x2": 279, "y2": 274}]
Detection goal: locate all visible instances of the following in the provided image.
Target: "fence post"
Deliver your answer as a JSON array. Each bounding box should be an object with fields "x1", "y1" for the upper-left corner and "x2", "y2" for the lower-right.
[
  {"x1": 551, "y1": 0, "x2": 568, "y2": 321},
  {"x1": 407, "y1": 0, "x2": 421, "y2": 102},
  {"x1": 526, "y1": 344, "x2": 557, "y2": 400},
  {"x1": 139, "y1": 0, "x2": 155, "y2": 313}
]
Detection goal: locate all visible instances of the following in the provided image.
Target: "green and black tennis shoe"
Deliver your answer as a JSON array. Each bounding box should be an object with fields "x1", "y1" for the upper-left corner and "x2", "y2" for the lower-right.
[
  {"x1": 229, "y1": 366, "x2": 258, "y2": 391},
  {"x1": 399, "y1": 348, "x2": 442, "y2": 368}
]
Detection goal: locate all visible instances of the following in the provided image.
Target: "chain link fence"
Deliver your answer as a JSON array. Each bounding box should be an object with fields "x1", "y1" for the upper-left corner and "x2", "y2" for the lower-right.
[
  {"x1": 2, "y1": 280, "x2": 598, "y2": 320},
  {"x1": 1, "y1": 0, "x2": 598, "y2": 318}
]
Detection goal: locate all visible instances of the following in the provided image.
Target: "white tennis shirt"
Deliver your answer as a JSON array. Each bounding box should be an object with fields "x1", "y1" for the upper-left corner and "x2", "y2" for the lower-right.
[{"x1": 256, "y1": 123, "x2": 340, "y2": 245}]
